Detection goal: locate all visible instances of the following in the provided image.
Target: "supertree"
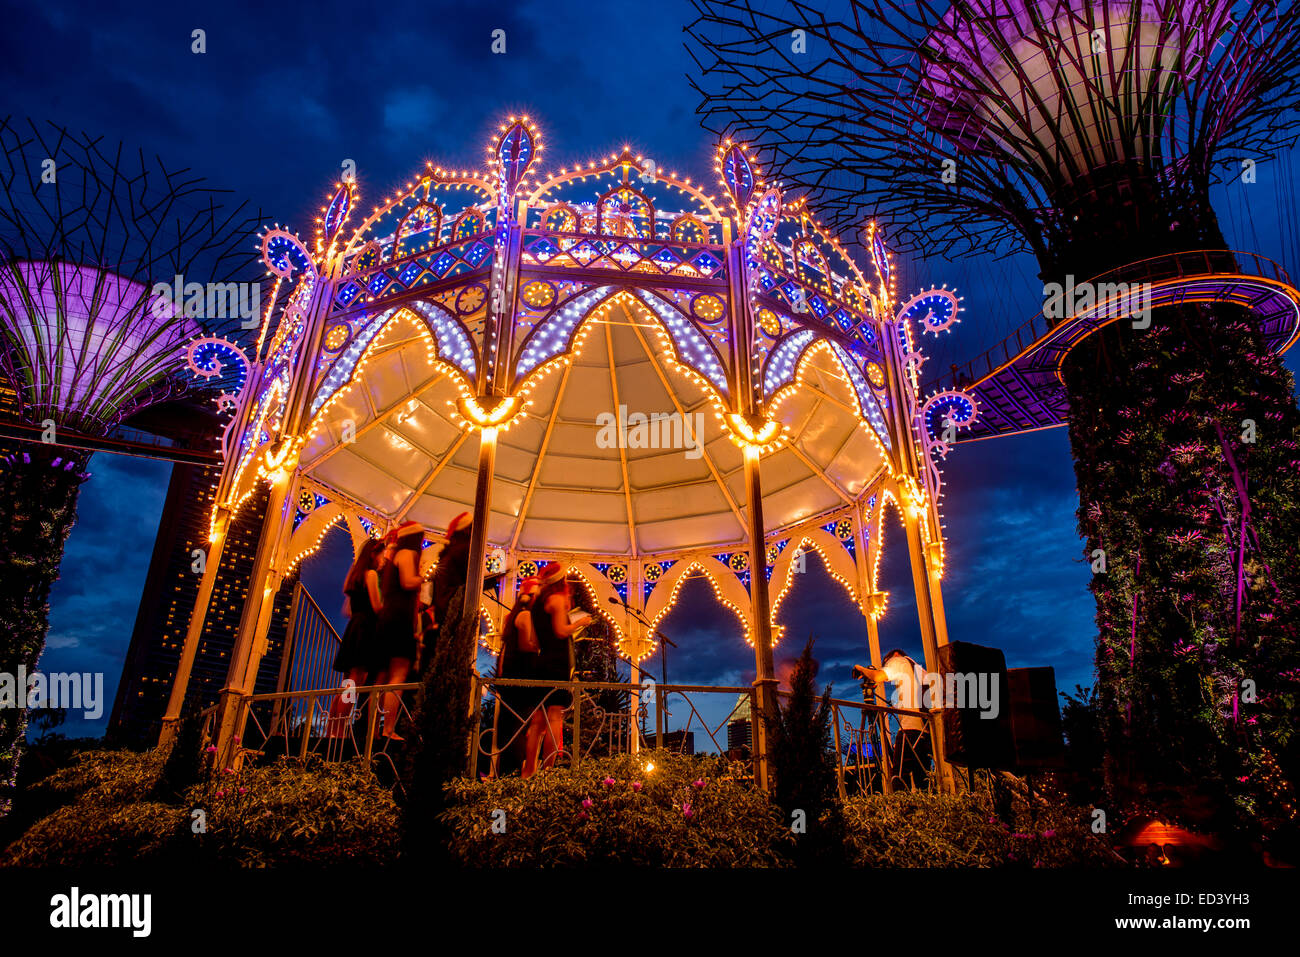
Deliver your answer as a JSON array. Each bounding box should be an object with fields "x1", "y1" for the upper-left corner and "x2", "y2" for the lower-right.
[
  {"x1": 688, "y1": 1, "x2": 1300, "y2": 843},
  {"x1": 0, "y1": 117, "x2": 262, "y2": 813}
]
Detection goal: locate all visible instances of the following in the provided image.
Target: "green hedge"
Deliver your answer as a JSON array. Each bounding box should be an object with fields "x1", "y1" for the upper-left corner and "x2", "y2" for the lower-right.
[
  {"x1": 441, "y1": 750, "x2": 792, "y2": 867},
  {"x1": 842, "y1": 790, "x2": 1122, "y2": 867},
  {"x1": 3, "y1": 749, "x2": 399, "y2": 868},
  {"x1": 3, "y1": 748, "x2": 1120, "y2": 868}
]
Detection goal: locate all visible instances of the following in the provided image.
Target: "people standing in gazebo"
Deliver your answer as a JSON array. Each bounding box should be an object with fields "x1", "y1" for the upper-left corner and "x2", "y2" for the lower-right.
[
  {"x1": 494, "y1": 574, "x2": 541, "y2": 775},
  {"x1": 418, "y1": 511, "x2": 472, "y2": 671},
  {"x1": 374, "y1": 521, "x2": 424, "y2": 741},
  {"x1": 522, "y1": 563, "x2": 591, "y2": 777},
  {"x1": 327, "y1": 537, "x2": 385, "y2": 738}
]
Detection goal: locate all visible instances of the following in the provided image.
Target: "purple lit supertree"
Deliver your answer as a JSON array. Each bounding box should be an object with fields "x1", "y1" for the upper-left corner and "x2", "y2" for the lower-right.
[
  {"x1": 0, "y1": 118, "x2": 262, "y2": 813},
  {"x1": 689, "y1": 1, "x2": 1300, "y2": 844}
]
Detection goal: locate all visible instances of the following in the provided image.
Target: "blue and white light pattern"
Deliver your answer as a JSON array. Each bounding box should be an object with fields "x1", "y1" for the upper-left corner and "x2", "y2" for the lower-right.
[
  {"x1": 634, "y1": 290, "x2": 730, "y2": 397},
  {"x1": 310, "y1": 302, "x2": 480, "y2": 414},
  {"x1": 830, "y1": 340, "x2": 892, "y2": 451},
  {"x1": 407, "y1": 301, "x2": 478, "y2": 377},
  {"x1": 515, "y1": 286, "x2": 613, "y2": 379},
  {"x1": 762, "y1": 329, "x2": 815, "y2": 399},
  {"x1": 898, "y1": 289, "x2": 960, "y2": 334},
  {"x1": 324, "y1": 185, "x2": 351, "y2": 238}
]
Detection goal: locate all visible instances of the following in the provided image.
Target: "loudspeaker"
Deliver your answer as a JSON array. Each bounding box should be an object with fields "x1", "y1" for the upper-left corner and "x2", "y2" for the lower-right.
[
  {"x1": 1007, "y1": 667, "x2": 1066, "y2": 770},
  {"x1": 937, "y1": 641, "x2": 1015, "y2": 769}
]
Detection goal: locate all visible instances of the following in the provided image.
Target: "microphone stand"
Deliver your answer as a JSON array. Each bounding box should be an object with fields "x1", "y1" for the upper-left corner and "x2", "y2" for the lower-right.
[{"x1": 607, "y1": 596, "x2": 680, "y2": 738}]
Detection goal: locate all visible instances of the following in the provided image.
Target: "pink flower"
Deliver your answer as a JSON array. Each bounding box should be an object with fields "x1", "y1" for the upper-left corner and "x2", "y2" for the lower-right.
[
  {"x1": 215, "y1": 790, "x2": 225, "y2": 798},
  {"x1": 692, "y1": 779, "x2": 704, "y2": 789},
  {"x1": 1238, "y1": 775, "x2": 1250, "y2": 783},
  {"x1": 631, "y1": 781, "x2": 642, "y2": 791},
  {"x1": 238, "y1": 787, "x2": 248, "y2": 795},
  {"x1": 205, "y1": 746, "x2": 217, "y2": 753},
  {"x1": 682, "y1": 803, "x2": 694, "y2": 819},
  {"x1": 223, "y1": 767, "x2": 235, "y2": 774},
  {"x1": 581, "y1": 798, "x2": 593, "y2": 810},
  {"x1": 1041, "y1": 829, "x2": 1056, "y2": 838},
  {"x1": 576, "y1": 810, "x2": 589, "y2": 821},
  {"x1": 603, "y1": 777, "x2": 616, "y2": 787}
]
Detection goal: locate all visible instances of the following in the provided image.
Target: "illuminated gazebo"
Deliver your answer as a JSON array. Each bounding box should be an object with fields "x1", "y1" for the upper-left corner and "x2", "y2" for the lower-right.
[{"x1": 162, "y1": 116, "x2": 979, "y2": 787}]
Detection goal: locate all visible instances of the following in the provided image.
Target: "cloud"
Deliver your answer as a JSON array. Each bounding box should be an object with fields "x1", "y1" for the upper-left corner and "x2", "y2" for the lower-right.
[{"x1": 382, "y1": 86, "x2": 445, "y2": 144}]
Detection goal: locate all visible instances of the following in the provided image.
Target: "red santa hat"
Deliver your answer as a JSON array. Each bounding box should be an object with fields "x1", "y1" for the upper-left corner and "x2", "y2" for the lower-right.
[{"x1": 447, "y1": 511, "x2": 473, "y2": 538}]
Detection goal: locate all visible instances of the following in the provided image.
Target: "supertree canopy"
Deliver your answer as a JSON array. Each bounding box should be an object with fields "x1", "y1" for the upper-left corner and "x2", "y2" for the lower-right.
[
  {"x1": 0, "y1": 118, "x2": 263, "y2": 813},
  {"x1": 689, "y1": 0, "x2": 1300, "y2": 847}
]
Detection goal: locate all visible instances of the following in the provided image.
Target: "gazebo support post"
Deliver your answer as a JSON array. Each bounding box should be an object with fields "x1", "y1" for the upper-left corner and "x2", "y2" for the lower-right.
[
  {"x1": 903, "y1": 508, "x2": 956, "y2": 794},
  {"x1": 214, "y1": 472, "x2": 295, "y2": 768},
  {"x1": 460, "y1": 427, "x2": 498, "y2": 631},
  {"x1": 158, "y1": 506, "x2": 231, "y2": 746},
  {"x1": 743, "y1": 447, "x2": 777, "y2": 791}
]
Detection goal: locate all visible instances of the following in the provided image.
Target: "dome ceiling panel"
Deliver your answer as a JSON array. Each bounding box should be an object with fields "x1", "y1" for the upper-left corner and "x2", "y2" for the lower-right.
[
  {"x1": 625, "y1": 447, "x2": 719, "y2": 488},
  {"x1": 516, "y1": 516, "x2": 631, "y2": 555},
  {"x1": 637, "y1": 513, "x2": 744, "y2": 554},
  {"x1": 534, "y1": 451, "x2": 624, "y2": 490},
  {"x1": 759, "y1": 475, "x2": 841, "y2": 528},
  {"x1": 633, "y1": 480, "x2": 733, "y2": 525},
  {"x1": 313, "y1": 452, "x2": 411, "y2": 517},
  {"x1": 525, "y1": 487, "x2": 629, "y2": 524}
]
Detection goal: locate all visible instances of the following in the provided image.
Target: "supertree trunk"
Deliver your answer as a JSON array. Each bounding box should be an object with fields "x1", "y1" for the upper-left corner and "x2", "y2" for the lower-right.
[
  {"x1": 1062, "y1": 303, "x2": 1300, "y2": 841},
  {"x1": 0, "y1": 447, "x2": 87, "y2": 815}
]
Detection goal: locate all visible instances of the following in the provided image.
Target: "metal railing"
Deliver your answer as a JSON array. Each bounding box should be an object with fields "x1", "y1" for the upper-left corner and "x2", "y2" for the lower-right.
[
  {"x1": 816, "y1": 694, "x2": 942, "y2": 797},
  {"x1": 206, "y1": 675, "x2": 945, "y2": 799},
  {"x1": 472, "y1": 677, "x2": 758, "y2": 777},
  {"x1": 227, "y1": 682, "x2": 421, "y2": 771},
  {"x1": 273, "y1": 583, "x2": 343, "y2": 731},
  {"x1": 928, "y1": 249, "x2": 1294, "y2": 393}
]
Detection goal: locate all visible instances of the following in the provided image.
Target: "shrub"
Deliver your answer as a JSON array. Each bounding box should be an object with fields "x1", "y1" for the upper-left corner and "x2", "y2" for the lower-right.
[
  {"x1": 3, "y1": 751, "x2": 400, "y2": 868},
  {"x1": 22, "y1": 747, "x2": 166, "y2": 817},
  {"x1": 153, "y1": 709, "x2": 208, "y2": 802},
  {"x1": 842, "y1": 787, "x2": 1121, "y2": 867},
  {"x1": 185, "y1": 758, "x2": 400, "y2": 867},
  {"x1": 770, "y1": 638, "x2": 845, "y2": 863},
  {"x1": 404, "y1": 584, "x2": 479, "y2": 858},
  {"x1": 440, "y1": 750, "x2": 791, "y2": 867},
  {"x1": 5, "y1": 801, "x2": 186, "y2": 867}
]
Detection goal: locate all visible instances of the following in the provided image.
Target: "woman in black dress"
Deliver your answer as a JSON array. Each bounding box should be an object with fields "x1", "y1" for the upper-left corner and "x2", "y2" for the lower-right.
[
  {"x1": 494, "y1": 575, "x2": 541, "y2": 775},
  {"x1": 374, "y1": 521, "x2": 424, "y2": 740},
  {"x1": 522, "y1": 564, "x2": 591, "y2": 777},
  {"x1": 328, "y1": 537, "x2": 384, "y2": 737}
]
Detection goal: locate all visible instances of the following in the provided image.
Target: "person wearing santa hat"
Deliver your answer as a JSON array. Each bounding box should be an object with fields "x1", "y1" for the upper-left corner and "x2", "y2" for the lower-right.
[
  {"x1": 372, "y1": 520, "x2": 425, "y2": 741},
  {"x1": 522, "y1": 562, "x2": 592, "y2": 776},
  {"x1": 419, "y1": 512, "x2": 473, "y2": 664},
  {"x1": 492, "y1": 575, "x2": 542, "y2": 777}
]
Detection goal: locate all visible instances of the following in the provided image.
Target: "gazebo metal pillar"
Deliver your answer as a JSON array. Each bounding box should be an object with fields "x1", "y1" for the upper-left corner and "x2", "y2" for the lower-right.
[
  {"x1": 158, "y1": 505, "x2": 231, "y2": 745},
  {"x1": 902, "y1": 506, "x2": 956, "y2": 794},
  {"x1": 210, "y1": 245, "x2": 340, "y2": 766},
  {"x1": 459, "y1": 202, "x2": 522, "y2": 631},
  {"x1": 214, "y1": 470, "x2": 297, "y2": 767},
  {"x1": 460, "y1": 427, "x2": 498, "y2": 633},
  {"x1": 743, "y1": 446, "x2": 778, "y2": 791}
]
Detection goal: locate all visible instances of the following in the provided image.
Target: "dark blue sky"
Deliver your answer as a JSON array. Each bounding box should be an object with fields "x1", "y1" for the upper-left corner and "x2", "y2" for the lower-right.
[{"x1": 8, "y1": 0, "x2": 1298, "y2": 739}]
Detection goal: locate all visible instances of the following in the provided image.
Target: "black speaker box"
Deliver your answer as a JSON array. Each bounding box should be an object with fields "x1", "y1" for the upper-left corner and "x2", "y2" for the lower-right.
[
  {"x1": 937, "y1": 641, "x2": 1015, "y2": 769},
  {"x1": 1007, "y1": 667, "x2": 1066, "y2": 770}
]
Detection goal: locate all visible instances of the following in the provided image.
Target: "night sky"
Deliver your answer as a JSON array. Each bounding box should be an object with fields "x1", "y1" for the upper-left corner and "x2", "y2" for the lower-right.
[{"x1": 6, "y1": 0, "x2": 1298, "y2": 740}]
